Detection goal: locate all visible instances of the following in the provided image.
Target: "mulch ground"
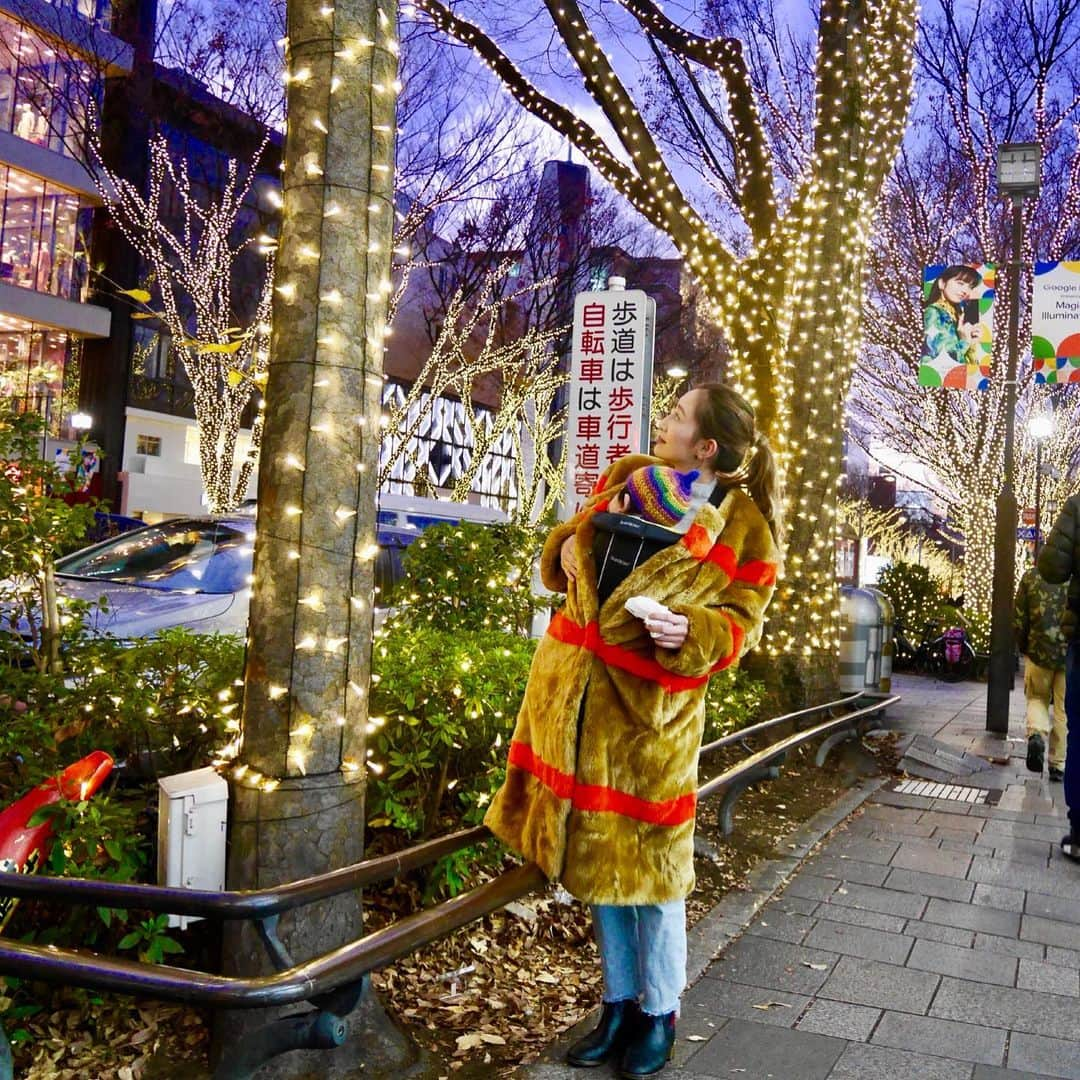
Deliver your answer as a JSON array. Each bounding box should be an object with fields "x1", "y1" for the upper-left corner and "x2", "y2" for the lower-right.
[{"x1": 6, "y1": 735, "x2": 899, "y2": 1078}]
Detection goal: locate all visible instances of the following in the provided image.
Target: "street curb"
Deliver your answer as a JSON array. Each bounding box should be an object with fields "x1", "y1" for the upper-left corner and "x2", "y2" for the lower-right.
[{"x1": 522, "y1": 775, "x2": 888, "y2": 1072}]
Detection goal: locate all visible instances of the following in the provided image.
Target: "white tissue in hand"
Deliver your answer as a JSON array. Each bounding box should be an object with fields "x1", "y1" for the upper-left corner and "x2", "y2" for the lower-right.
[{"x1": 625, "y1": 595, "x2": 672, "y2": 621}]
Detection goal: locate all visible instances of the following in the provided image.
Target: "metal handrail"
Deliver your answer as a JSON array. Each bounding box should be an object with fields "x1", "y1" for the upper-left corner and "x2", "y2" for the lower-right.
[
  {"x1": 698, "y1": 695, "x2": 899, "y2": 800},
  {"x1": 0, "y1": 693, "x2": 895, "y2": 1010},
  {"x1": 699, "y1": 691, "x2": 865, "y2": 755},
  {"x1": 0, "y1": 825, "x2": 490, "y2": 919}
]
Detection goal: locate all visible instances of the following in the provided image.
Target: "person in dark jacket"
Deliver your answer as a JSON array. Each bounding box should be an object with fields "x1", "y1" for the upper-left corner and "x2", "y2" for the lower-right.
[
  {"x1": 1013, "y1": 566, "x2": 1068, "y2": 781},
  {"x1": 1037, "y1": 494, "x2": 1080, "y2": 857}
]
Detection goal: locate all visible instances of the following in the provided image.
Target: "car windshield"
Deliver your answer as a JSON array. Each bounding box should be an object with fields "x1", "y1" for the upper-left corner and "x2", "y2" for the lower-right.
[{"x1": 56, "y1": 521, "x2": 252, "y2": 594}]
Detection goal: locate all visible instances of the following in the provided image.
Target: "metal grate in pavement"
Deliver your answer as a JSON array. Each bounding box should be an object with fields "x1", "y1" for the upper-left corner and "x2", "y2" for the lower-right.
[{"x1": 893, "y1": 779, "x2": 989, "y2": 803}]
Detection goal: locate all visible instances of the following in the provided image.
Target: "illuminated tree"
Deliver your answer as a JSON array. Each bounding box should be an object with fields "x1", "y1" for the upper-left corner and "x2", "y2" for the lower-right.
[
  {"x1": 413, "y1": 0, "x2": 917, "y2": 692},
  {"x1": 213, "y1": 1, "x2": 414, "y2": 1073},
  {"x1": 91, "y1": 134, "x2": 275, "y2": 514},
  {"x1": 852, "y1": 0, "x2": 1080, "y2": 627}
]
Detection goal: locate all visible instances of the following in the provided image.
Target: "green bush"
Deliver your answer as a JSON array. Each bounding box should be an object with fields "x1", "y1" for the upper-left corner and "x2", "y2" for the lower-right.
[
  {"x1": 390, "y1": 520, "x2": 543, "y2": 634},
  {"x1": 0, "y1": 628, "x2": 244, "y2": 795},
  {"x1": 874, "y1": 561, "x2": 942, "y2": 636},
  {"x1": 702, "y1": 667, "x2": 769, "y2": 744},
  {"x1": 367, "y1": 623, "x2": 535, "y2": 842}
]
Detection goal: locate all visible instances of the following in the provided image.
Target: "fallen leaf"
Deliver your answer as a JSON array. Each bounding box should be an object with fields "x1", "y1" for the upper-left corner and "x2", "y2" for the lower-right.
[
  {"x1": 801, "y1": 962, "x2": 829, "y2": 971},
  {"x1": 455, "y1": 1033, "x2": 485, "y2": 1051},
  {"x1": 686, "y1": 1034, "x2": 708, "y2": 1041},
  {"x1": 751, "y1": 1001, "x2": 792, "y2": 1010}
]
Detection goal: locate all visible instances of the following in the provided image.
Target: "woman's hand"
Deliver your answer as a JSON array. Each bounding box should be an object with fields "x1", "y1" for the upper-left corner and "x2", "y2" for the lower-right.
[
  {"x1": 560, "y1": 536, "x2": 579, "y2": 582},
  {"x1": 645, "y1": 610, "x2": 689, "y2": 649},
  {"x1": 960, "y1": 319, "x2": 980, "y2": 342}
]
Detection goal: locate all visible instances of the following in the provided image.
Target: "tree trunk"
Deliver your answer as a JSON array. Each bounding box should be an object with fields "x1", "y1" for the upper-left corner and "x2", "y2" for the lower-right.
[{"x1": 212, "y1": 2, "x2": 420, "y2": 1076}]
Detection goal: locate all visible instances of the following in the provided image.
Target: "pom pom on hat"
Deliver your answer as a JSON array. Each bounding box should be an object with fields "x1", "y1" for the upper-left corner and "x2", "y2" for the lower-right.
[{"x1": 624, "y1": 465, "x2": 699, "y2": 527}]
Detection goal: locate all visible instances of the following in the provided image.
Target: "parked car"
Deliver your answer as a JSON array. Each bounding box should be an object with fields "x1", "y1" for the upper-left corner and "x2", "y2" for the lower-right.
[{"x1": 17, "y1": 496, "x2": 508, "y2": 642}]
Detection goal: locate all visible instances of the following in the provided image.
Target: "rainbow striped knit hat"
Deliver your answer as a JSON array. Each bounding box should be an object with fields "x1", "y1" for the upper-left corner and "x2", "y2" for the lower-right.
[{"x1": 624, "y1": 465, "x2": 700, "y2": 527}]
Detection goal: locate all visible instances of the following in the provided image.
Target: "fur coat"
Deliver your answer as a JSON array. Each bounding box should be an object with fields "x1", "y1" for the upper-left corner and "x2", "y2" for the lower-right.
[{"x1": 484, "y1": 454, "x2": 779, "y2": 905}]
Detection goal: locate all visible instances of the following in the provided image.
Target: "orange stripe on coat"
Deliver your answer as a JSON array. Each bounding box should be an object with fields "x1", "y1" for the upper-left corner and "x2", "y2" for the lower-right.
[
  {"x1": 507, "y1": 740, "x2": 697, "y2": 826},
  {"x1": 681, "y1": 524, "x2": 776, "y2": 586},
  {"x1": 547, "y1": 611, "x2": 741, "y2": 688}
]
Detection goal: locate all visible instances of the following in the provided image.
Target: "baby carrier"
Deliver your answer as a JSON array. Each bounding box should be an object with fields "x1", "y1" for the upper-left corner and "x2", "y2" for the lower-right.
[{"x1": 590, "y1": 483, "x2": 727, "y2": 607}]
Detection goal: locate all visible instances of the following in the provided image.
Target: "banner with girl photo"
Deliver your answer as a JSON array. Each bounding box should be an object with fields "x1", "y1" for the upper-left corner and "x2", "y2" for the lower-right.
[{"x1": 918, "y1": 263, "x2": 995, "y2": 390}]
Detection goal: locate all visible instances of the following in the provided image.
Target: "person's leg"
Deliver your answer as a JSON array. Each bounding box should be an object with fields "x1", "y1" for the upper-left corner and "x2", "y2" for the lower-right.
[
  {"x1": 620, "y1": 901, "x2": 684, "y2": 1077},
  {"x1": 567, "y1": 906, "x2": 641, "y2": 1067},
  {"x1": 635, "y1": 901, "x2": 687, "y2": 1017},
  {"x1": 1026, "y1": 659, "x2": 1052, "y2": 773},
  {"x1": 1064, "y1": 643, "x2": 1080, "y2": 847},
  {"x1": 1050, "y1": 667, "x2": 1068, "y2": 775}
]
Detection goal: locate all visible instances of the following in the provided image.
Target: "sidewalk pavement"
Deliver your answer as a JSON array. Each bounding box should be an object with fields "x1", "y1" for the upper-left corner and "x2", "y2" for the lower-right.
[{"x1": 522, "y1": 672, "x2": 1080, "y2": 1080}]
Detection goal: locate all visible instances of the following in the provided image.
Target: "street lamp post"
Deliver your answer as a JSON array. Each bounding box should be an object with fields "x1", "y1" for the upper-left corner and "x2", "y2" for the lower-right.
[
  {"x1": 987, "y1": 142, "x2": 1041, "y2": 736},
  {"x1": 1029, "y1": 412, "x2": 1053, "y2": 558}
]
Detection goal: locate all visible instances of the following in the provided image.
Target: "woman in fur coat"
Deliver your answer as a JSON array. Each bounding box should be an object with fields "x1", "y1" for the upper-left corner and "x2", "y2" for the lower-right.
[{"x1": 484, "y1": 383, "x2": 783, "y2": 1079}]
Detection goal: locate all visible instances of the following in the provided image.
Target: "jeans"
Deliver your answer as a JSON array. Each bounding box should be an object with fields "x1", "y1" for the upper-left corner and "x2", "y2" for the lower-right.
[
  {"x1": 1025, "y1": 658, "x2": 1068, "y2": 768},
  {"x1": 591, "y1": 901, "x2": 686, "y2": 1016},
  {"x1": 1064, "y1": 642, "x2": 1080, "y2": 830}
]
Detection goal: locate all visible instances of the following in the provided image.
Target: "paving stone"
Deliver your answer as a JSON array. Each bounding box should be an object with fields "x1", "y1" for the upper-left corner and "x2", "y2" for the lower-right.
[
  {"x1": 1021, "y1": 914, "x2": 1080, "y2": 950},
  {"x1": 818, "y1": 955, "x2": 939, "y2": 1013},
  {"x1": 1025, "y1": 891, "x2": 1080, "y2": 926},
  {"x1": 864, "y1": 819, "x2": 938, "y2": 838},
  {"x1": 972, "y1": 1067, "x2": 1057, "y2": 1080},
  {"x1": 802, "y1": 920, "x2": 913, "y2": 965},
  {"x1": 875, "y1": 791, "x2": 937, "y2": 810},
  {"x1": 870, "y1": 1010, "x2": 1006, "y2": 1066},
  {"x1": 967, "y1": 805, "x2": 1036, "y2": 821},
  {"x1": 923, "y1": 896, "x2": 1021, "y2": 937},
  {"x1": 933, "y1": 826, "x2": 985, "y2": 846},
  {"x1": 684, "y1": 1017, "x2": 845, "y2": 1079},
  {"x1": 827, "y1": 1041, "x2": 973, "y2": 1079},
  {"x1": 865, "y1": 806, "x2": 925, "y2": 824},
  {"x1": 918, "y1": 810, "x2": 981, "y2": 830},
  {"x1": 990, "y1": 838, "x2": 1054, "y2": 866},
  {"x1": 769, "y1": 894, "x2": 820, "y2": 916},
  {"x1": 783, "y1": 874, "x2": 839, "y2": 901},
  {"x1": 805, "y1": 854, "x2": 891, "y2": 886},
  {"x1": 707, "y1": 935, "x2": 838, "y2": 995},
  {"x1": 973, "y1": 932, "x2": 1045, "y2": 960},
  {"x1": 796, "y1": 999, "x2": 880, "y2": 1041},
  {"x1": 902, "y1": 919, "x2": 975, "y2": 947},
  {"x1": 826, "y1": 836, "x2": 901, "y2": 865},
  {"x1": 822, "y1": 881, "x2": 929, "y2": 919},
  {"x1": 930, "y1": 975, "x2": 1080, "y2": 1039},
  {"x1": 1017, "y1": 958, "x2": 1080, "y2": 997},
  {"x1": 1046, "y1": 945, "x2": 1080, "y2": 968},
  {"x1": 682, "y1": 978, "x2": 808, "y2": 1028},
  {"x1": 980, "y1": 820, "x2": 1066, "y2": 844},
  {"x1": 745, "y1": 909, "x2": 815, "y2": 945},
  {"x1": 884, "y1": 867, "x2": 975, "y2": 902},
  {"x1": 969, "y1": 857, "x2": 1080, "y2": 901},
  {"x1": 813, "y1": 903, "x2": 908, "y2": 933},
  {"x1": 972, "y1": 882, "x2": 1027, "y2": 913},
  {"x1": 906, "y1": 937, "x2": 1017, "y2": 986},
  {"x1": 890, "y1": 841, "x2": 972, "y2": 879},
  {"x1": 1008, "y1": 1031, "x2": 1080, "y2": 1079}
]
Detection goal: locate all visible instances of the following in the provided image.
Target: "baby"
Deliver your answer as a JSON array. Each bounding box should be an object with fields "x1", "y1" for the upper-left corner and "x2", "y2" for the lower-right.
[{"x1": 614, "y1": 464, "x2": 700, "y2": 529}]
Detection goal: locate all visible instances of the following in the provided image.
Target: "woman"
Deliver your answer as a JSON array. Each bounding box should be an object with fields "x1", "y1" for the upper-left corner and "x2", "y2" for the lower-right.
[
  {"x1": 484, "y1": 383, "x2": 782, "y2": 1079},
  {"x1": 921, "y1": 265, "x2": 983, "y2": 384}
]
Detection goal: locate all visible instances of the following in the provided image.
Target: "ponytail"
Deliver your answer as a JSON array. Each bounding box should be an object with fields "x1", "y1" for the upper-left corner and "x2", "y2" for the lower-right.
[{"x1": 692, "y1": 383, "x2": 785, "y2": 548}]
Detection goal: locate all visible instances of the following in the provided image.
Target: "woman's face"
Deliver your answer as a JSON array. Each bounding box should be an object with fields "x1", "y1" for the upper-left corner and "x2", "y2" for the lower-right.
[
  {"x1": 653, "y1": 389, "x2": 712, "y2": 471},
  {"x1": 941, "y1": 274, "x2": 977, "y2": 305}
]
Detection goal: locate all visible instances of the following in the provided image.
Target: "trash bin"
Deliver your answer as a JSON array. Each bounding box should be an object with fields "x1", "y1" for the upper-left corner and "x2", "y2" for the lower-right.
[
  {"x1": 865, "y1": 587, "x2": 894, "y2": 693},
  {"x1": 839, "y1": 586, "x2": 883, "y2": 693}
]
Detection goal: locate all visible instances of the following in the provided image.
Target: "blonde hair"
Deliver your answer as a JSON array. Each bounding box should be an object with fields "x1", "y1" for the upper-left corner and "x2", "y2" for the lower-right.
[{"x1": 692, "y1": 383, "x2": 785, "y2": 546}]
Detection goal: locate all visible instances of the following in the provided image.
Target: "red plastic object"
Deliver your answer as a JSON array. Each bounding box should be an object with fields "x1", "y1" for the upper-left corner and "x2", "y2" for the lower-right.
[{"x1": 0, "y1": 750, "x2": 114, "y2": 931}]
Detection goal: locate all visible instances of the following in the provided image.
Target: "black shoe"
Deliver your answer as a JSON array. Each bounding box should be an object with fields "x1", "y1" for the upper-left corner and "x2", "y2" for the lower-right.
[
  {"x1": 620, "y1": 1010, "x2": 676, "y2": 1079},
  {"x1": 567, "y1": 999, "x2": 641, "y2": 1068},
  {"x1": 1050, "y1": 766, "x2": 1064, "y2": 783},
  {"x1": 1027, "y1": 734, "x2": 1046, "y2": 774}
]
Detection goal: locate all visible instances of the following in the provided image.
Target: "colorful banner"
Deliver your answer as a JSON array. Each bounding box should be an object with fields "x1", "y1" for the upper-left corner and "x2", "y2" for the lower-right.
[
  {"x1": 1032, "y1": 261, "x2": 1080, "y2": 384},
  {"x1": 563, "y1": 289, "x2": 655, "y2": 517},
  {"x1": 918, "y1": 263, "x2": 995, "y2": 390}
]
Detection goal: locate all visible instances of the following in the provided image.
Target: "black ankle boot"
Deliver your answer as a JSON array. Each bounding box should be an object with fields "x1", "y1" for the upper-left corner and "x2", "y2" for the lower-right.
[
  {"x1": 620, "y1": 1010, "x2": 676, "y2": 1079},
  {"x1": 1063, "y1": 827, "x2": 1080, "y2": 864},
  {"x1": 567, "y1": 999, "x2": 641, "y2": 1068}
]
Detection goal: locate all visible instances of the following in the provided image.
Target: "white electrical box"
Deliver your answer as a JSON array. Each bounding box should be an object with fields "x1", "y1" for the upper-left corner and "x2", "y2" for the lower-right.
[{"x1": 157, "y1": 767, "x2": 228, "y2": 929}]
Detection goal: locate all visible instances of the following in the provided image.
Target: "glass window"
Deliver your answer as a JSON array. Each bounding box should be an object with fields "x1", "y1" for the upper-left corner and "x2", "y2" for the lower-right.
[
  {"x1": 0, "y1": 14, "x2": 103, "y2": 160},
  {"x1": 135, "y1": 434, "x2": 162, "y2": 456},
  {"x1": 0, "y1": 165, "x2": 91, "y2": 300},
  {"x1": 0, "y1": 320, "x2": 74, "y2": 437},
  {"x1": 56, "y1": 520, "x2": 253, "y2": 594}
]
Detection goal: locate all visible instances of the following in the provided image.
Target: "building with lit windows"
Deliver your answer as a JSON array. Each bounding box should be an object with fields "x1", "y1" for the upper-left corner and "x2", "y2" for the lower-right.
[{"x1": 0, "y1": 0, "x2": 131, "y2": 457}]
